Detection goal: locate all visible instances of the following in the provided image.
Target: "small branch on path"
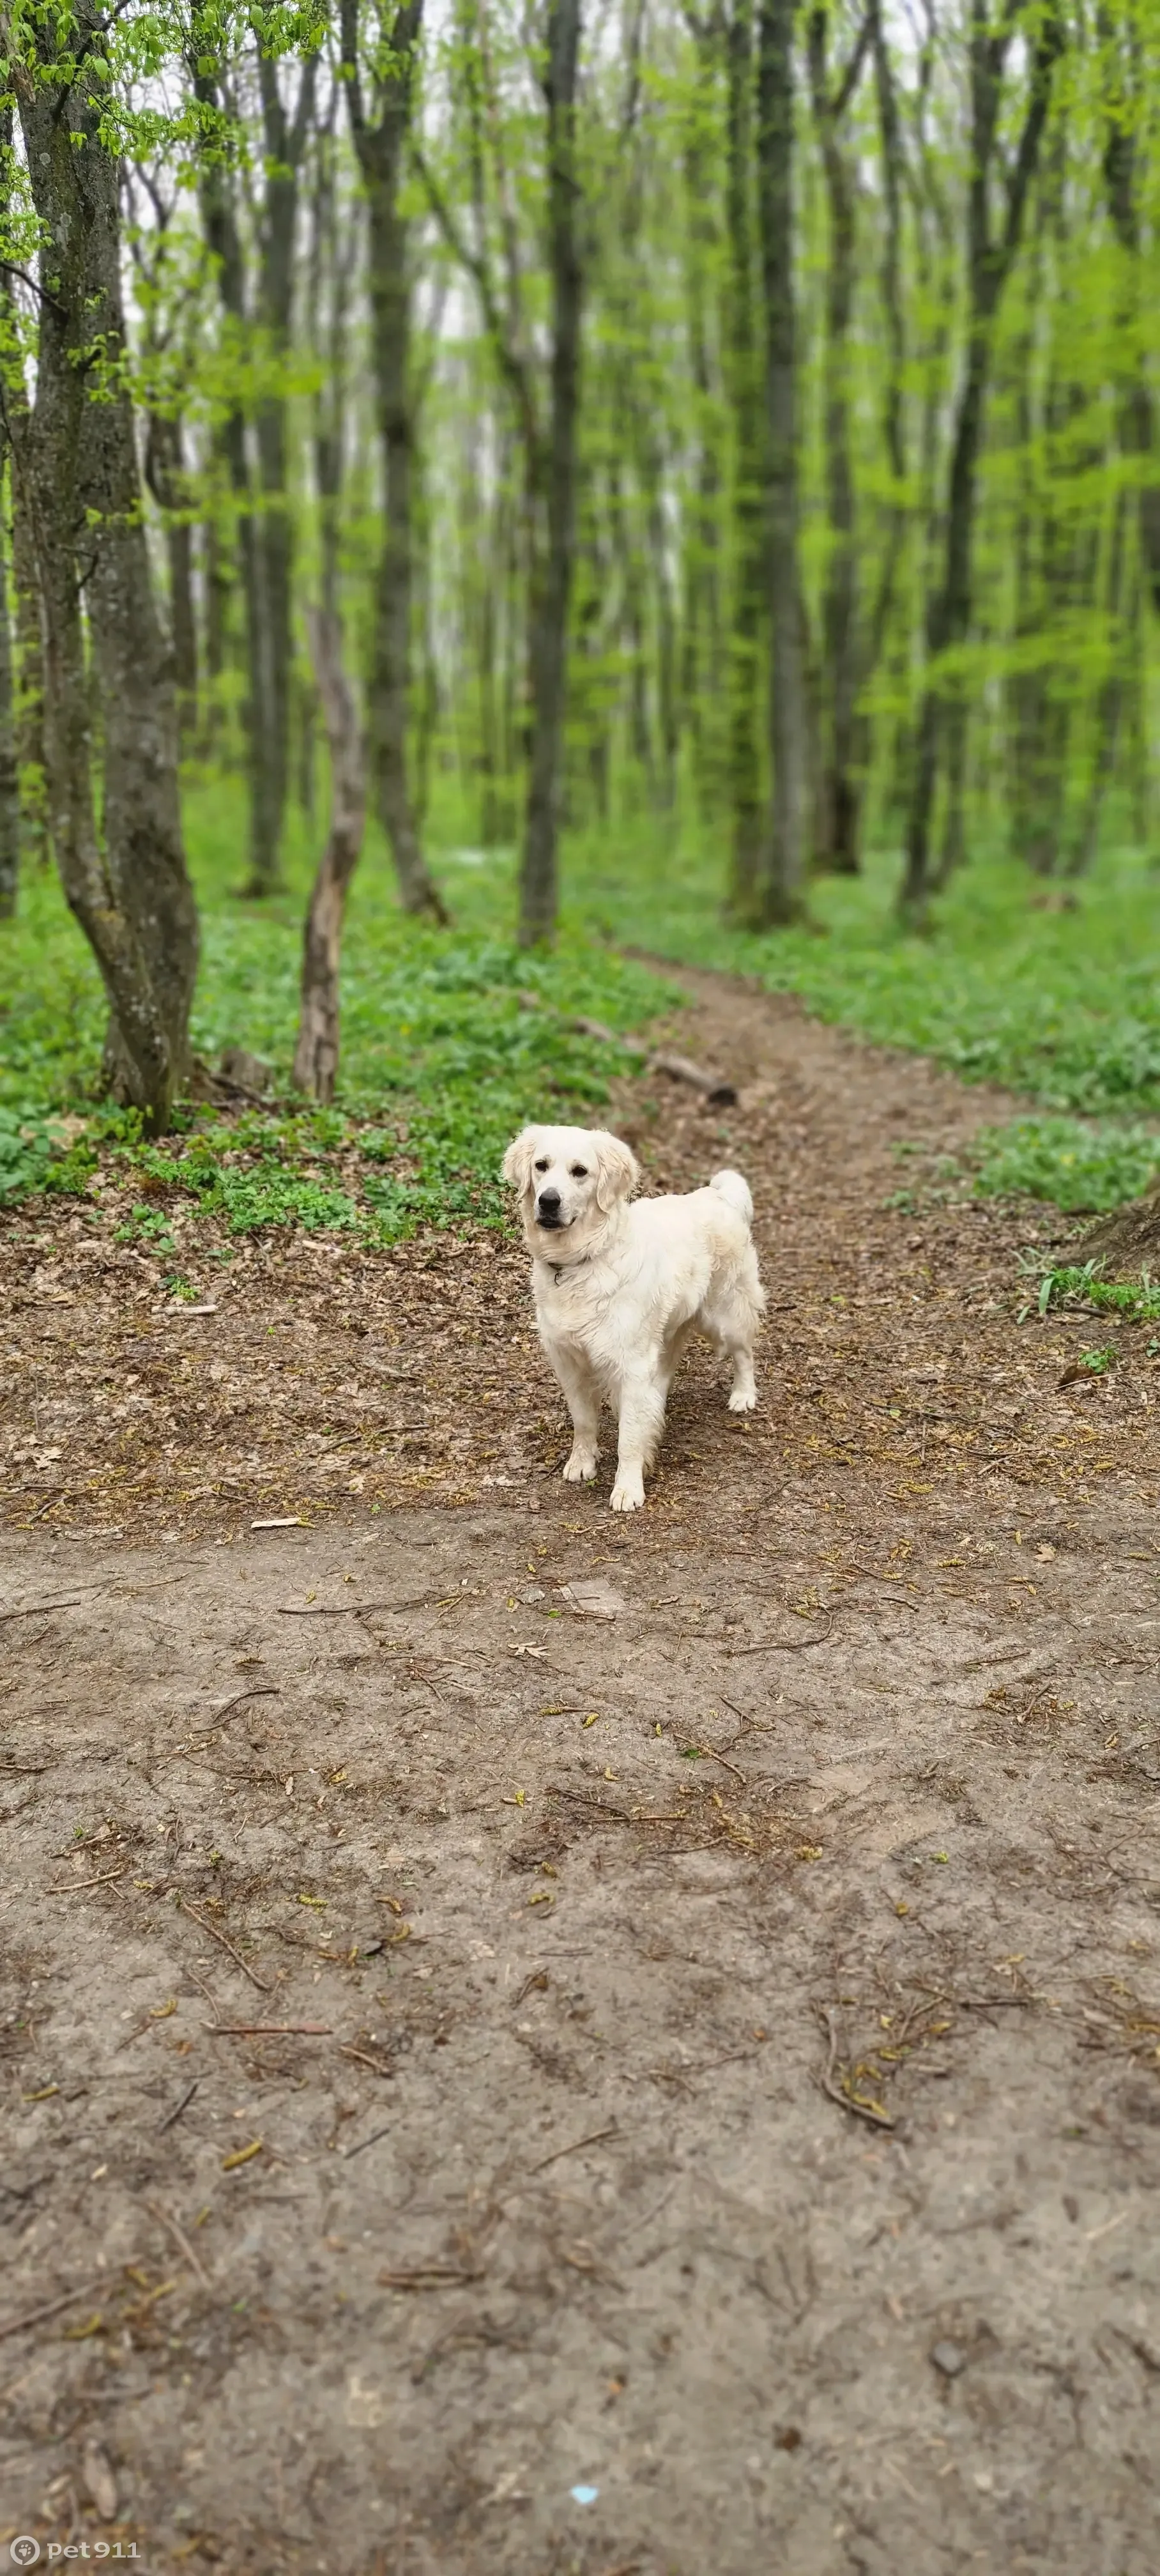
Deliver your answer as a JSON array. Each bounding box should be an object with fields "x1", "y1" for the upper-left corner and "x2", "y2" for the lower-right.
[
  {"x1": 728, "y1": 1617, "x2": 834, "y2": 1656},
  {"x1": 178, "y1": 1898, "x2": 274, "y2": 1995}
]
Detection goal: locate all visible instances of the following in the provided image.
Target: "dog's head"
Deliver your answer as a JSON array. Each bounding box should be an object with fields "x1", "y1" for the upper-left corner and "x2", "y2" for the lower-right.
[{"x1": 502, "y1": 1124, "x2": 640, "y2": 1255}]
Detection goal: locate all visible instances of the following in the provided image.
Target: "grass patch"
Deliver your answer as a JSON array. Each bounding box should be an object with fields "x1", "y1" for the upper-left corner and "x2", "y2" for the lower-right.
[
  {"x1": 0, "y1": 786, "x2": 680, "y2": 1236},
  {"x1": 564, "y1": 820, "x2": 1160, "y2": 1118},
  {"x1": 1019, "y1": 1254, "x2": 1160, "y2": 1325},
  {"x1": 4, "y1": 783, "x2": 1159, "y2": 1239},
  {"x1": 966, "y1": 1116, "x2": 1160, "y2": 1213}
]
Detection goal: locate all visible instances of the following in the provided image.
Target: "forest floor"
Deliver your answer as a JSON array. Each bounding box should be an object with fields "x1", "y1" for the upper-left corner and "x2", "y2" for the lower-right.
[{"x1": 3, "y1": 966, "x2": 1160, "y2": 2576}]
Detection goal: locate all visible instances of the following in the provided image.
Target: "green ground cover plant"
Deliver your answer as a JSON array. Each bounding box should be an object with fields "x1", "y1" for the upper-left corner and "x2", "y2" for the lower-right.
[
  {"x1": 0, "y1": 790, "x2": 679, "y2": 1239},
  {"x1": 1, "y1": 788, "x2": 1157, "y2": 1243}
]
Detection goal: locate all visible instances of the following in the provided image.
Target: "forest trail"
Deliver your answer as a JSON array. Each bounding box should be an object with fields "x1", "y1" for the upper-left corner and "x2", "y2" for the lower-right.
[{"x1": 3, "y1": 970, "x2": 1160, "y2": 2575}]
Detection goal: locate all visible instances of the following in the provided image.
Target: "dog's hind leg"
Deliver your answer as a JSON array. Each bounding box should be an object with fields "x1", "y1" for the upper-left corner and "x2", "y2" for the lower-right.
[
  {"x1": 702, "y1": 1264, "x2": 762, "y2": 1414},
  {"x1": 551, "y1": 1346, "x2": 601, "y2": 1483},
  {"x1": 610, "y1": 1369, "x2": 668, "y2": 1512}
]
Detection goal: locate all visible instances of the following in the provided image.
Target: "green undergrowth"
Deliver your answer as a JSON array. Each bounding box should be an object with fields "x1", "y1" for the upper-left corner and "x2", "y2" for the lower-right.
[
  {"x1": 554, "y1": 816, "x2": 1160, "y2": 1245},
  {"x1": 4, "y1": 781, "x2": 1160, "y2": 1245},
  {"x1": 967, "y1": 1116, "x2": 1159, "y2": 1213},
  {"x1": 894, "y1": 1114, "x2": 1160, "y2": 1219},
  {"x1": 0, "y1": 785, "x2": 680, "y2": 1237},
  {"x1": 1019, "y1": 1254, "x2": 1160, "y2": 1326},
  {"x1": 562, "y1": 819, "x2": 1160, "y2": 1119}
]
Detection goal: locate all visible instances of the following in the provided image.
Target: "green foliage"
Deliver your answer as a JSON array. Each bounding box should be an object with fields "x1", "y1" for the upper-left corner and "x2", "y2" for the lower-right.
[
  {"x1": 0, "y1": 785, "x2": 680, "y2": 1239},
  {"x1": 565, "y1": 825, "x2": 1160, "y2": 1119},
  {"x1": 0, "y1": 1108, "x2": 62, "y2": 1206},
  {"x1": 1021, "y1": 1255, "x2": 1160, "y2": 1324},
  {"x1": 968, "y1": 1116, "x2": 1159, "y2": 1212}
]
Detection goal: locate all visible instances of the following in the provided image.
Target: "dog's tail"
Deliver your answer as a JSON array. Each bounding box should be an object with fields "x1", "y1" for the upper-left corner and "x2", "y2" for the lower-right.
[{"x1": 710, "y1": 1168, "x2": 753, "y2": 1227}]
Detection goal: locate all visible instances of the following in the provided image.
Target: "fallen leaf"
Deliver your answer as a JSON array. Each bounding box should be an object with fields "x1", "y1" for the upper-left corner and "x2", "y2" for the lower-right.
[
  {"x1": 82, "y1": 2439, "x2": 119, "y2": 2520},
  {"x1": 221, "y1": 2138, "x2": 263, "y2": 2172}
]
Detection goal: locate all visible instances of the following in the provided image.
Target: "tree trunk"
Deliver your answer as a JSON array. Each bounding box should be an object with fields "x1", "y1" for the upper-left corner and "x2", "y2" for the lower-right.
[
  {"x1": 144, "y1": 411, "x2": 198, "y2": 746},
  {"x1": 899, "y1": 0, "x2": 1062, "y2": 922},
  {"x1": 755, "y1": 0, "x2": 808, "y2": 926},
  {"x1": 293, "y1": 610, "x2": 367, "y2": 1103},
  {"x1": 0, "y1": 238, "x2": 49, "y2": 869},
  {"x1": 342, "y1": 0, "x2": 448, "y2": 924},
  {"x1": 1101, "y1": 10, "x2": 1160, "y2": 618},
  {"x1": 201, "y1": 493, "x2": 229, "y2": 758},
  {"x1": 0, "y1": 427, "x2": 20, "y2": 918},
  {"x1": 1007, "y1": 151, "x2": 1071, "y2": 877},
  {"x1": 250, "y1": 47, "x2": 317, "y2": 898},
  {"x1": 519, "y1": 0, "x2": 584, "y2": 947},
  {"x1": 11, "y1": 12, "x2": 197, "y2": 1127},
  {"x1": 807, "y1": 6, "x2": 871, "y2": 875},
  {"x1": 189, "y1": 46, "x2": 281, "y2": 885},
  {"x1": 724, "y1": 0, "x2": 764, "y2": 919},
  {"x1": 1065, "y1": 490, "x2": 1131, "y2": 879}
]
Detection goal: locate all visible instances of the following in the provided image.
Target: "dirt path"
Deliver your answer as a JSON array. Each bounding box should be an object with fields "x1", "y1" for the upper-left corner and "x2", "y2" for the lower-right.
[{"x1": 3, "y1": 974, "x2": 1159, "y2": 2575}]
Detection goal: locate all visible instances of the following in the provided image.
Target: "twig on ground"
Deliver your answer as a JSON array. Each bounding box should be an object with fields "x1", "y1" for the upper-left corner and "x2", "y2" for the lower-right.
[
  {"x1": 49, "y1": 1828, "x2": 126, "y2": 1859},
  {"x1": 156, "y1": 2080, "x2": 199, "y2": 2133},
  {"x1": 0, "y1": 2279, "x2": 106, "y2": 2342},
  {"x1": 341, "y1": 2124, "x2": 392, "y2": 2161},
  {"x1": 47, "y1": 1867, "x2": 127, "y2": 1896},
  {"x1": 685, "y1": 1742, "x2": 748, "y2": 1784},
  {"x1": 531, "y1": 2122, "x2": 619, "y2": 2173},
  {"x1": 145, "y1": 2198, "x2": 212, "y2": 2289},
  {"x1": 378, "y1": 2262, "x2": 485, "y2": 2289},
  {"x1": 198, "y1": 1686, "x2": 282, "y2": 1726},
  {"x1": 820, "y1": 2008, "x2": 896, "y2": 2131},
  {"x1": 178, "y1": 1898, "x2": 275, "y2": 1995},
  {"x1": 277, "y1": 1598, "x2": 421, "y2": 1618},
  {"x1": 0, "y1": 1597, "x2": 85, "y2": 1623},
  {"x1": 204, "y1": 2021, "x2": 331, "y2": 2036},
  {"x1": 728, "y1": 1617, "x2": 834, "y2": 1656},
  {"x1": 339, "y1": 2044, "x2": 395, "y2": 2076}
]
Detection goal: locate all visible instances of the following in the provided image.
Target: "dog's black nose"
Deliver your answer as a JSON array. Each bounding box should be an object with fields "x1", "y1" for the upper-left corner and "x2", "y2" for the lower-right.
[{"x1": 537, "y1": 1188, "x2": 561, "y2": 1216}]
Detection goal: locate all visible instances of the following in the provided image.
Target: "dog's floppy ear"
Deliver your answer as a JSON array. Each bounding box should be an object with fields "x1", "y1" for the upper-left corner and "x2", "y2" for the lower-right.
[
  {"x1": 593, "y1": 1131, "x2": 640, "y2": 1213},
  {"x1": 502, "y1": 1129, "x2": 537, "y2": 1195}
]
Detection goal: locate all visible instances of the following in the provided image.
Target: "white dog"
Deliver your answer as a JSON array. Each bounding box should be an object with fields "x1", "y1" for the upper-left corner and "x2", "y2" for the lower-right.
[{"x1": 502, "y1": 1123, "x2": 766, "y2": 1511}]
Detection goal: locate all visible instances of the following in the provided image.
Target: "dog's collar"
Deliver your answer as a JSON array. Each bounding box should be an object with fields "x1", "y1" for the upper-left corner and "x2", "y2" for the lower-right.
[{"x1": 544, "y1": 1252, "x2": 592, "y2": 1284}]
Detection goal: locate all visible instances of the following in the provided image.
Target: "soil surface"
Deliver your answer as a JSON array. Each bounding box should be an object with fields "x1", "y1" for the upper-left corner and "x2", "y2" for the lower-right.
[{"x1": 3, "y1": 970, "x2": 1159, "y2": 2576}]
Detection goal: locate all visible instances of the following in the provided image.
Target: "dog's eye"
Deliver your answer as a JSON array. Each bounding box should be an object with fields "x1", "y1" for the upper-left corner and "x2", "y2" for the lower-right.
[
  {"x1": 570, "y1": 1164, "x2": 588, "y2": 1179},
  {"x1": 533, "y1": 1160, "x2": 549, "y2": 1174}
]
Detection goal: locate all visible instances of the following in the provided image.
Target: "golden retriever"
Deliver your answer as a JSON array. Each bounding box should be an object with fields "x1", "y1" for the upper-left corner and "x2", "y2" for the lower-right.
[{"x1": 503, "y1": 1123, "x2": 765, "y2": 1511}]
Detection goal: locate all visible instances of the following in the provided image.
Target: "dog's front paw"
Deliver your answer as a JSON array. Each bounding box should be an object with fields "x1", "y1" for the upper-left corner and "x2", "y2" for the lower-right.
[
  {"x1": 562, "y1": 1450, "x2": 597, "y2": 1483},
  {"x1": 609, "y1": 1471, "x2": 645, "y2": 1513},
  {"x1": 728, "y1": 1388, "x2": 757, "y2": 1414}
]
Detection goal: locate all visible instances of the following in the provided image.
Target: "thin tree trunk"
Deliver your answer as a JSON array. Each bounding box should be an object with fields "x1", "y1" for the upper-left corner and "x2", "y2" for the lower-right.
[
  {"x1": 1101, "y1": 9, "x2": 1160, "y2": 617},
  {"x1": 1065, "y1": 490, "x2": 1131, "y2": 879},
  {"x1": 0, "y1": 429, "x2": 19, "y2": 917},
  {"x1": 293, "y1": 89, "x2": 367, "y2": 1102},
  {"x1": 201, "y1": 491, "x2": 229, "y2": 757},
  {"x1": 808, "y1": 5, "x2": 871, "y2": 875},
  {"x1": 519, "y1": 0, "x2": 583, "y2": 947},
  {"x1": 899, "y1": 0, "x2": 1062, "y2": 922},
  {"x1": 1, "y1": 236, "x2": 49, "y2": 869},
  {"x1": 293, "y1": 610, "x2": 367, "y2": 1102},
  {"x1": 1007, "y1": 150, "x2": 1070, "y2": 877},
  {"x1": 755, "y1": 0, "x2": 807, "y2": 925},
  {"x1": 144, "y1": 411, "x2": 198, "y2": 746},
  {"x1": 11, "y1": 11, "x2": 197, "y2": 1126},
  {"x1": 189, "y1": 43, "x2": 280, "y2": 885},
  {"x1": 252, "y1": 47, "x2": 317, "y2": 897},
  {"x1": 724, "y1": 0, "x2": 764, "y2": 917},
  {"x1": 342, "y1": 0, "x2": 447, "y2": 923},
  {"x1": 680, "y1": 26, "x2": 723, "y2": 816}
]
